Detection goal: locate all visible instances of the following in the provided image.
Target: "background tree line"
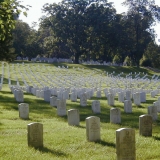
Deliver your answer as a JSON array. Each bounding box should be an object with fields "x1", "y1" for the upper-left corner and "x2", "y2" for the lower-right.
[{"x1": 1, "y1": 0, "x2": 160, "y2": 68}]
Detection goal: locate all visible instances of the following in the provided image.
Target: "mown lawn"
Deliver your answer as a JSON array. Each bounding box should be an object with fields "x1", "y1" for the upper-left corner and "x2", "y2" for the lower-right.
[{"x1": 0, "y1": 62, "x2": 160, "y2": 160}]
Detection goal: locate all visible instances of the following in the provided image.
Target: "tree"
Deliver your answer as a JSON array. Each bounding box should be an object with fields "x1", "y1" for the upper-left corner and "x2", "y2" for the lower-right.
[
  {"x1": 41, "y1": 0, "x2": 116, "y2": 63},
  {"x1": 0, "y1": 0, "x2": 29, "y2": 61},
  {"x1": 122, "y1": 0, "x2": 160, "y2": 66}
]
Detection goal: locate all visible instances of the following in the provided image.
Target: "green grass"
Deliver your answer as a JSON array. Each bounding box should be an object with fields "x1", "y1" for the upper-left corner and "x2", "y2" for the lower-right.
[{"x1": 0, "y1": 61, "x2": 160, "y2": 160}]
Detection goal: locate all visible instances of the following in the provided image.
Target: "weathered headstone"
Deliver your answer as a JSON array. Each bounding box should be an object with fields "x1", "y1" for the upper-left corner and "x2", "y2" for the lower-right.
[
  {"x1": 92, "y1": 100, "x2": 101, "y2": 114},
  {"x1": 57, "y1": 99, "x2": 66, "y2": 116},
  {"x1": 110, "y1": 108, "x2": 121, "y2": 124},
  {"x1": 68, "y1": 109, "x2": 80, "y2": 126},
  {"x1": 139, "y1": 115, "x2": 152, "y2": 136},
  {"x1": 124, "y1": 100, "x2": 132, "y2": 113},
  {"x1": 18, "y1": 103, "x2": 29, "y2": 119},
  {"x1": 27, "y1": 122, "x2": 43, "y2": 148},
  {"x1": 116, "y1": 128, "x2": 135, "y2": 160},
  {"x1": 86, "y1": 116, "x2": 100, "y2": 142}
]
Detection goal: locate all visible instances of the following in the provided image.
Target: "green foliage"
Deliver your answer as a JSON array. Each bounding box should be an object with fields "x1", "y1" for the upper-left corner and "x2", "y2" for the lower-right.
[
  {"x1": 140, "y1": 56, "x2": 152, "y2": 67},
  {"x1": 112, "y1": 55, "x2": 122, "y2": 64},
  {"x1": 0, "y1": 0, "x2": 29, "y2": 61}
]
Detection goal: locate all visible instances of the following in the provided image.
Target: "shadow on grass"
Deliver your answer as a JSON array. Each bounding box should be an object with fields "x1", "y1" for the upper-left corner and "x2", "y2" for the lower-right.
[
  {"x1": 153, "y1": 136, "x2": 160, "y2": 141},
  {"x1": 95, "y1": 140, "x2": 115, "y2": 148},
  {"x1": 35, "y1": 146, "x2": 69, "y2": 157}
]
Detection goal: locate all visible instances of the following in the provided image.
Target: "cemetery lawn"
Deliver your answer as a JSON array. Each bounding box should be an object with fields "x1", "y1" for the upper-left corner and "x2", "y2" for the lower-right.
[{"x1": 1, "y1": 62, "x2": 160, "y2": 160}]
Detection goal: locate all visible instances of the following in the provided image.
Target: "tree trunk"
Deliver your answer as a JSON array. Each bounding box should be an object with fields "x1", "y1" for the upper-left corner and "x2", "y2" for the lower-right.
[{"x1": 74, "y1": 53, "x2": 79, "y2": 64}]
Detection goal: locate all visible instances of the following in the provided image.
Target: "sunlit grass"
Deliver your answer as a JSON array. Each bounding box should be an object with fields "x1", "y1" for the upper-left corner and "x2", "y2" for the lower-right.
[{"x1": 0, "y1": 62, "x2": 160, "y2": 160}]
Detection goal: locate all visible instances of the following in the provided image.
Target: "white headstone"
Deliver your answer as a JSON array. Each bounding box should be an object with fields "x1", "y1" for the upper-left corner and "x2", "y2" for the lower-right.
[
  {"x1": 124, "y1": 100, "x2": 132, "y2": 113},
  {"x1": 107, "y1": 94, "x2": 114, "y2": 106},
  {"x1": 80, "y1": 93, "x2": 87, "y2": 107},
  {"x1": 50, "y1": 96, "x2": 57, "y2": 107},
  {"x1": 92, "y1": 100, "x2": 101, "y2": 114},
  {"x1": 110, "y1": 108, "x2": 121, "y2": 124},
  {"x1": 57, "y1": 99, "x2": 66, "y2": 116},
  {"x1": 18, "y1": 103, "x2": 29, "y2": 119},
  {"x1": 148, "y1": 106, "x2": 158, "y2": 121},
  {"x1": 68, "y1": 109, "x2": 80, "y2": 126}
]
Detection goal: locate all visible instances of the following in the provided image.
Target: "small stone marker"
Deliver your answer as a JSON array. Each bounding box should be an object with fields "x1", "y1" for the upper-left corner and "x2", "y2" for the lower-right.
[
  {"x1": 27, "y1": 122, "x2": 43, "y2": 148},
  {"x1": 68, "y1": 109, "x2": 80, "y2": 126},
  {"x1": 92, "y1": 100, "x2": 101, "y2": 114},
  {"x1": 110, "y1": 108, "x2": 121, "y2": 124},
  {"x1": 139, "y1": 115, "x2": 152, "y2": 136},
  {"x1": 86, "y1": 116, "x2": 100, "y2": 142},
  {"x1": 18, "y1": 103, "x2": 29, "y2": 119},
  {"x1": 124, "y1": 100, "x2": 132, "y2": 113},
  {"x1": 116, "y1": 128, "x2": 135, "y2": 160},
  {"x1": 57, "y1": 99, "x2": 66, "y2": 116}
]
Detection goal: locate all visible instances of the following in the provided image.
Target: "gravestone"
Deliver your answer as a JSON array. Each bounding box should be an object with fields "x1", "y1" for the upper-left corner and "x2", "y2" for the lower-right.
[
  {"x1": 96, "y1": 90, "x2": 101, "y2": 98},
  {"x1": 107, "y1": 93, "x2": 114, "y2": 106},
  {"x1": 133, "y1": 92, "x2": 141, "y2": 105},
  {"x1": 80, "y1": 93, "x2": 87, "y2": 107},
  {"x1": 92, "y1": 100, "x2": 101, "y2": 114},
  {"x1": 110, "y1": 108, "x2": 121, "y2": 124},
  {"x1": 116, "y1": 128, "x2": 135, "y2": 160},
  {"x1": 140, "y1": 92, "x2": 146, "y2": 103},
  {"x1": 125, "y1": 90, "x2": 131, "y2": 100},
  {"x1": 27, "y1": 122, "x2": 43, "y2": 148},
  {"x1": 153, "y1": 101, "x2": 160, "y2": 113},
  {"x1": 44, "y1": 90, "x2": 51, "y2": 102},
  {"x1": 57, "y1": 99, "x2": 66, "y2": 116},
  {"x1": 18, "y1": 103, "x2": 29, "y2": 119},
  {"x1": 124, "y1": 100, "x2": 132, "y2": 113},
  {"x1": 118, "y1": 92, "x2": 124, "y2": 102},
  {"x1": 68, "y1": 109, "x2": 80, "y2": 126},
  {"x1": 70, "y1": 92, "x2": 77, "y2": 102},
  {"x1": 50, "y1": 96, "x2": 57, "y2": 107},
  {"x1": 151, "y1": 91, "x2": 156, "y2": 98},
  {"x1": 148, "y1": 106, "x2": 158, "y2": 121},
  {"x1": 139, "y1": 115, "x2": 152, "y2": 136},
  {"x1": 15, "y1": 90, "x2": 24, "y2": 102},
  {"x1": 86, "y1": 116, "x2": 100, "y2": 142}
]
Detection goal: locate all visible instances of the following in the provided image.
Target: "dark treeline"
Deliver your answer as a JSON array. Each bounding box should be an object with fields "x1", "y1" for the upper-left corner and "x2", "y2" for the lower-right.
[{"x1": 1, "y1": 0, "x2": 160, "y2": 67}]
